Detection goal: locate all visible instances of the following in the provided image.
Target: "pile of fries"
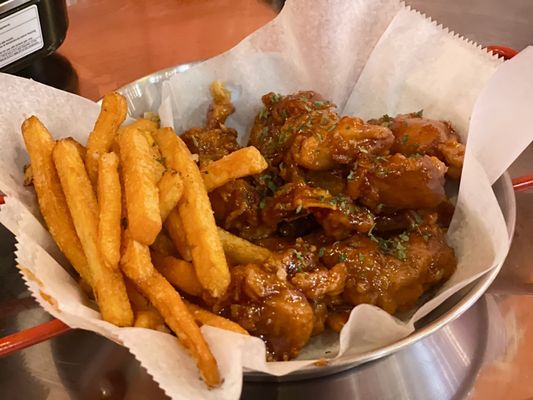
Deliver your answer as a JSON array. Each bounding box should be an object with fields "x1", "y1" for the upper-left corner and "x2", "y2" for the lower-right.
[{"x1": 21, "y1": 89, "x2": 269, "y2": 387}]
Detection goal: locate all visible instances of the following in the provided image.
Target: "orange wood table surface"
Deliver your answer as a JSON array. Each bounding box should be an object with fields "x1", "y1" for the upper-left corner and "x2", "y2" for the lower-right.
[{"x1": 58, "y1": 0, "x2": 277, "y2": 100}]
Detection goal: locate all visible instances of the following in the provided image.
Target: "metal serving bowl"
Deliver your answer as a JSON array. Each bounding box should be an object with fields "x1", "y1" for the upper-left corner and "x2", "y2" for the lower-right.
[{"x1": 114, "y1": 62, "x2": 516, "y2": 381}]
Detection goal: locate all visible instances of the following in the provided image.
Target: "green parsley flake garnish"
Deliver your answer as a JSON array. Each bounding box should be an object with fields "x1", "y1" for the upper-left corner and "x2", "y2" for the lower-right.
[
  {"x1": 338, "y1": 253, "x2": 348, "y2": 262},
  {"x1": 271, "y1": 93, "x2": 282, "y2": 102},
  {"x1": 314, "y1": 101, "x2": 324, "y2": 107},
  {"x1": 376, "y1": 203, "x2": 384, "y2": 212},
  {"x1": 259, "y1": 108, "x2": 269, "y2": 120},
  {"x1": 415, "y1": 109, "x2": 424, "y2": 118},
  {"x1": 423, "y1": 233, "x2": 432, "y2": 241},
  {"x1": 412, "y1": 211, "x2": 423, "y2": 225},
  {"x1": 259, "y1": 198, "x2": 267, "y2": 209},
  {"x1": 358, "y1": 254, "x2": 366, "y2": 262},
  {"x1": 401, "y1": 134, "x2": 409, "y2": 144},
  {"x1": 191, "y1": 136, "x2": 199, "y2": 148},
  {"x1": 398, "y1": 232, "x2": 410, "y2": 242},
  {"x1": 327, "y1": 124, "x2": 337, "y2": 132},
  {"x1": 347, "y1": 170, "x2": 356, "y2": 181},
  {"x1": 318, "y1": 247, "x2": 325, "y2": 257}
]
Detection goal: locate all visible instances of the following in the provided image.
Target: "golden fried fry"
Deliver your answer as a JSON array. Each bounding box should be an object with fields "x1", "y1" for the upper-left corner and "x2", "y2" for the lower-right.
[
  {"x1": 155, "y1": 128, "x2": 230, "y2": 298},
  {"x1": 164, "y1": 209, "x2": 192, "y2": 261},
  {"x1": 158, "y1": 169, "x2": 183, "y2": 221},
  {"x1": 184, "y1": 299, "x2": 249, "y2": 336},
  {"x1": 97, "y1": 152, "x2": 122, "y2": 270},
  {"x1": 23, "y1": 163, "x2": 33, "y2": 186},
  {"x1": 86, "y1": 92, "x2": 127, "y2": 185},
  {"x1": 71, "y1": 138, "x2": 86, "y2": 160},
  {"x1": 117, "y1": 118, "x2": 159, "y2": 135},
  {"x1": 53, "y1": 139, "x2": 133, "y2": 326},
  {"x1": 217, "y1": 227, "x2": 272, "y2": 265},
  {"x1": 21, "y1": 118, "x2": 92, "y2": 287},
  {"x1": 120, "y1": 237, "x2": 220, "y2": 387},
  {"x1": 202, "y1": 146, "x2": 267, "y2": 191},
  {"x1": 134, "y1": 309, "x2": 169, "y2": 332},
  {"x1": 119, "y1": 126, "x2": 162, "y2": 245},
  {"x1": 151, "y1": 252, "x2": 202, "y2": 297},
  {"x1": 150, "y1": 231, "x2": 178, "y2": 257}
]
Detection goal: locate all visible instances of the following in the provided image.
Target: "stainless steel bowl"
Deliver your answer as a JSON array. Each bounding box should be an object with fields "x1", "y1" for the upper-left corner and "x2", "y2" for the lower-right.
[{"x1": 114, "y1": 63, "x2": 516, "y2": 381}]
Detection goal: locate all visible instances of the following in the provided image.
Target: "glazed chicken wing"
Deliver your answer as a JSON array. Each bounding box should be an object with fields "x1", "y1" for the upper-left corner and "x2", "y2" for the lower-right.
[
  {"x1": 370, "y1": 112, "x2": 465, "y2": 179},
  {"x1": 359, "y1": 153, "x2": 448, "y2": 210}
]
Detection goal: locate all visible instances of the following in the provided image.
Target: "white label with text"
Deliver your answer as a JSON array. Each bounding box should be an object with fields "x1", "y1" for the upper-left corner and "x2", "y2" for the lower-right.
[{"x1": 0, "y1": 5, "x2": 44, "y2": 68}]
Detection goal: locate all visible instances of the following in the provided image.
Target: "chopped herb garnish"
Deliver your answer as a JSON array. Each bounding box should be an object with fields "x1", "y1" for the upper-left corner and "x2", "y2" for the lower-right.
[
  {"x1": 415, "y1": 109, "x2": 424, "y2": 118},
  {"x1": 398, "y1": 232, "x2": 410, "y2": 242},
  {"x1": 294, "y1": 250, "x2": 306, "y2": 267},
  {"x1": 376, "y1": 168, "x2": 388, "y2": 177},
  {"x1": 401, "y1": 134, "x2": 409, "y2": 144},
  {"x1": 422, "y1": 233, "x2": 432, "y2": 241},
  {"x1": 271, "y1": 93, "x2": 282, "y2": 102},
  {"x1": 382, "y1": 114, "x2": 392, "y2": 122},
  {"x1": 304, "y1": 104, "x2": 312, "y2": 112},
  {"x1": 412, "y1": 211, "x2": 423, "y2": 226},
  {"x1": 412, "y1": 152, "x2": 423, "y2": 159},
  {"x1": 338, "y1": 253, "x2": 348, "y2": 262},
  {"x1": 314, "y1": 101, "x2": 324, "y2": 107},
  {"x1": 259, "y1": 108, "x2": 269, "y2": 120},
  {"x1": 347, "y1": 169, "x2": 356, "y2": 181},
  {"x1": 327, "y1": 124, "x2": 337, "y2": 132},
  {"x1": 259, "y1": 198, "x2": 267, "y2": 209},
  {"x1": 260, "y1": 127, "x2": 269, "y2": 142},
  {"x1": 358, "y1": 254, "x2": 366, "y2": 262},
  {"x1": 376, "y1": 203, "x2": 384, "y2": 212},
  {"x1": 395, "y1": 241, "x2": 407, "y2": 260},
  {"x1": 318, "y1": 247, "x2": 325, "y2": 257},
  {"x1": 191, "y1": 136, "x2": 199, "y2": 148},
  {"x1": 368, "y1": 223, "x2": 378, "y2": 242}
]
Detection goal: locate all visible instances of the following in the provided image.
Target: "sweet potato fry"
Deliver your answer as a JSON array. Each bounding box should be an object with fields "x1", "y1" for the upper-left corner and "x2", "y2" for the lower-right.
[
  {"x1": 158, "y1": 169, "x2": 183, "y2": 221},
  {"x1": 120, "y1": 237, "x2": 220, "y2": 387},
  {"x1": 184, "y1": 300, "x2": 249, "y2": 336},
  {"x1": 164, "y1": 209, "x2": 192, "y2": 261},
  {"x1": 151, "y1": 252, "x2": 202, "y2": 297},
  {"x1": 86, "y1": 92, "x2": 127, "y2": 185},
  {"x1": 21, "y1": 117, "x2": 92, "y2": 287},
  {"x1": 119, "y1": 125, "x2": 162, "y2": 245},
  {"x1": 150, "y1": 231, "x2": 178, "y2": 257},
  {"x1": 155, "y1": 128, "x2": 230, "y2": 298},
  {"x1": 53, "y1": 139, "x2": 133, "y2": 326},
  {"x1": 201, "y1": 146, "x2": 267, "y2": 191},
  {"x1": 97, "y1": 152, "x2": 122, "y2": 270},
  {"x1": 217, "y1": 227, "x2": 272, "y2": 265}
]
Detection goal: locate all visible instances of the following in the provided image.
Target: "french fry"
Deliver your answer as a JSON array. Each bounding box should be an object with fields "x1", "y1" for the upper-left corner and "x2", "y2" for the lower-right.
[
  {"x1": 126, "y1": 279, "x2": 169, "y2": 332},
  {"x1": 21, "y1": 117, "x2": 92, "y2": 287},
  {"x1": 155, "y1": 128, "x2": 230, "y2": 298},
  {"x1": 217, "y1": 227, "x2": 272, "y2": 265},
  {"x1": 97, "y1": 152, "x2": 122, "y2": 270},
  {"x1": 164, "y1": 209, "x2": 192, "y2": 261},
  {"x1": 151, "y1": 252, "x2": 203, "y2": 297},
  {"x1": 86, "y1": 92, "x2": 127, "y2": 185},
  {"x1": 119, "y1": 125, "x2": 162, "y2": 245},
  {"x1": 184, "y1": 300, "x2": 249, "y2": 336},
  {"x1": 202, "y1": 146, "x2": 267, "y2": 191},
  {"x1": 117, "y1": 118, "x2": 159, "y2": 135},
  {"x1": 150, "y1": 231, "x2": 178, "y2": 257},
  {"x1": 53, "y1": 139, "x2": 133, "y2": 326},
  {"x1": 134, "y1": 309, "x2": 169, "y2": 332},
  {"x1": 158, "y1": 169, "x2": 183, "y2": 221},
  {"x1": 120, "y1": 237, "x2": 220, "y2": 387}
]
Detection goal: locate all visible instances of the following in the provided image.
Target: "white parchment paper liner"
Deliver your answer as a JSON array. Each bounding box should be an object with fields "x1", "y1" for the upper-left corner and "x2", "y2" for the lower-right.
[{"x1": 1, "y1": 0, "x2": 532, "y2": 398}]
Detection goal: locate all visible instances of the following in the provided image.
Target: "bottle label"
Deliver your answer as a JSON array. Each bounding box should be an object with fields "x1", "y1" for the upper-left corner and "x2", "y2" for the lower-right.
[{"x1": 0, "y1": 5, "x2": 44, "y2": 69}]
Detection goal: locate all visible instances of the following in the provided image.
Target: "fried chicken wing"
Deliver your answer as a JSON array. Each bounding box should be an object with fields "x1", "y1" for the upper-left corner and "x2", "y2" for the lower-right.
[
  {"x1": 227, "y1": 264, "x2": 314, "y2": 360},
  {"x1": 322, "y1": 214, "x2": 456, "y2": 314},
  {"x1": 359, "y1": 154, "x2": 448, "y2": 210},
  {"x1": 371, "y1": 112, "x2": 465, "y2": 179}
]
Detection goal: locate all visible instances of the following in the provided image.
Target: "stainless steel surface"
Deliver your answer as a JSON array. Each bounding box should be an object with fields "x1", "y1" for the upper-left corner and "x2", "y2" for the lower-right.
[{"x1": 1, "y1": 1, "x2": 533, "y2": 399}]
